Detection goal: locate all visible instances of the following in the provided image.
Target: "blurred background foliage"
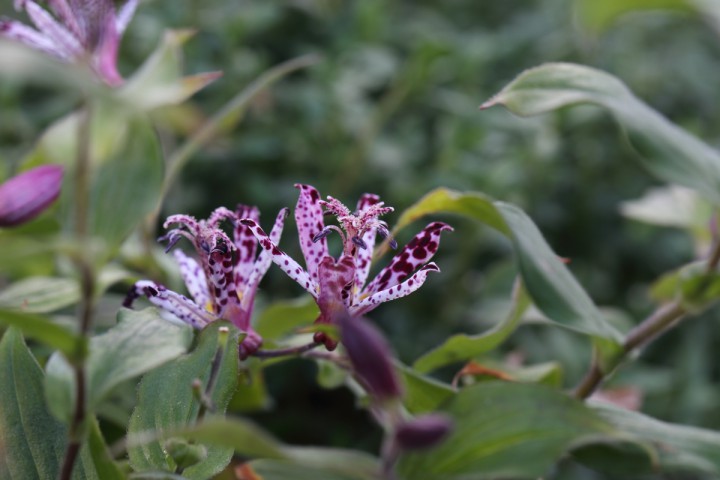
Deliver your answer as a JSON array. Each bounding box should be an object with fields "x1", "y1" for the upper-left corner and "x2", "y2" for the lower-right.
[{"x1": 2, "y1": 0, "x2": 720, "y2": 477}]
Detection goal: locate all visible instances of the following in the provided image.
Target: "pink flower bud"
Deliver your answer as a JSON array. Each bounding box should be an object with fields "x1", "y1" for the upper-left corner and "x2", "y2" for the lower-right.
[
  {"x1": 0, "y1": 165, "x2": 63, "y2": 227},
  {"x1": 394, "y1": 414, "x2": 453, "y2": 451},
  {"x1": 340, "y1": 313, "x2": 403, "y2": 401}
]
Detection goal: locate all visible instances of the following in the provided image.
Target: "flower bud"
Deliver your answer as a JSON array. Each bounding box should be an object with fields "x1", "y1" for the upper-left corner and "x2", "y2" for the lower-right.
[
  {"x1": 340, "y1": 313, "x2": 403, "y2": 401},
  {"x1": 0, "y1": 165, "x2": 63, "y2": 227},
  {"x1": 394, "y1": 414, "x2": 453, "y2": 451}
]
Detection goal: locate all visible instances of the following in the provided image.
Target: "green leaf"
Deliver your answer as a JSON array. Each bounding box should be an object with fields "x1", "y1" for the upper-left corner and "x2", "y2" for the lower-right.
[
  {"x1": 482, "y1": 62, "x2": 720, "y2": 205},
  {"x1": 393, "y1": 188, "x2": 623, "y2": 368},
  {"x1": 396, "y1": 363, "x2": 456, "y2": 414},
  {"x1": 413, "y1": 280, "x2": 530, "y2": 373},
  {"x1": 392, "y1": 188, "x2": 508, "y2": 236},
  {"x1": 247, "y1": 448, "x2": 380, "y2": 480},
  {"x1": 0, "y1": 309, "x2": 86, "y2": 360},
  {"x1": 0, "y1": 277, "x2": 80, "y2": 313},
  {"x1": 397, "y1": 382, "x2": 621, "y2": 480},
  {"x1": 255, "y1": 296, "x2": 320, "y2": 340},
  {"x1": 44, "y1": 308, "x2": 193, "y2": 422},
  {"x1": 118, "y1": 30, "x2": 221, "y2": 111},
  {"x1": 0, "y1": 328, "x2": 103, "y2": 480},
  {"x1": 496, "y1": 203, "x2": 622, "y2": 347},
  {"x1": 128, "y1": 322, "x2": 240, "y2": 479},
  {"x1": 593, "y1": 403, "x2": 720, "y2": 475},
  {"x1": 169, "y1": 416, "x2": 285, "y2": 459},
  {"x1": 575, "y1": 0, "x2": 694, "y2": 34},
  {"x1": 620, "y1": 185, "x2": 712, "y2": 229},
  {"x1": 87, "y1": 116, "x2": 164, "y2": 250},
  {"x1": 649, "y1": 260, "x2": 720, "y2": 310},
  {"x1": 86, "y1": 416, "x2": 126, "y2": 480},
  {"x1": 0, "y1": 328, "x2": 67, "y2": 479}
]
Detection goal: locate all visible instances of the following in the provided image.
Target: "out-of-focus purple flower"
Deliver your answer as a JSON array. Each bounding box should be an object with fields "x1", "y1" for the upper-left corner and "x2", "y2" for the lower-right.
[
  {"x1": 124, "y1": 205, "x2": 288, "y2": 359},
  {"x1": 0, "y1": 0, "x2": 138, "y2": 86},
  {"x1": 339, "y1": 312, "x2": 403, "y2": 401},
  {"x1": 240, "y1": 184, "x2": 452, "y2": 349},
  {"x1": 394, "y1": 414, "x2": 454, "y2": 451},
  {"x1": 0, "y1": 164, "x2": 63, "y2": 227}
]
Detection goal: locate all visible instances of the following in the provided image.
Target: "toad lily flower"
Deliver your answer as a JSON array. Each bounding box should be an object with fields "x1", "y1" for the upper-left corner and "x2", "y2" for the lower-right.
[
  {"x1": 0, "y1": 0, "x2": 138, "y2": 86},
  {"x1": 240, "y1": 184, "x2": 452, "y2": 350},
  {"x1": 124, "y1": 205, "x2": 288, "y2": 359}
]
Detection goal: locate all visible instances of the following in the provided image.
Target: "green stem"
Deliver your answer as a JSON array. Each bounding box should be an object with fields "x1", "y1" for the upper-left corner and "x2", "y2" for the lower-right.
[
  {"x1": 574, "y1": 238, "x2": 720, "y2": 400},
  {"x1": 161, "y1": 53, "x2": 322, "y2": 199},
  {"x1": 253, "y1": 341, "x2": 320, "y2": 359},
  {"x1": 59, "y1": 103, "x2": 96, "y2": 480}
]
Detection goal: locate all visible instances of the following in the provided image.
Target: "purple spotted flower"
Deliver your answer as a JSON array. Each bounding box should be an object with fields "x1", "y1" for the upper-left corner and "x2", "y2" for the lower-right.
[
  {"x1": 241, "y1": 184, "x2": 452, "y2": 350},
  {"x1": 124, "y1": 205, "x2": 288, "y2": 359},
  {"x1": 0, "y1": 0, "x2": 138, "y2": 86}
]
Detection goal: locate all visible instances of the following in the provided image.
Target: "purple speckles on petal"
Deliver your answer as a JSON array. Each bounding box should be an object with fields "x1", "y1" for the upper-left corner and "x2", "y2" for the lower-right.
[
  {"x1": 124, "y1": 280, "x2": 214, "y2": 329},
  {"x1": 295, "y1": 184, "x2": 328, "y2": 281},
  {"x1": 351, "y1": 263, "x2": 441, "y2": 316},
  {"x1": 242, "y1": 217, "x2": 319, "y2": 299},
  {"x1": 363, "y1": 222, "x2": 452, "y2": 296}
]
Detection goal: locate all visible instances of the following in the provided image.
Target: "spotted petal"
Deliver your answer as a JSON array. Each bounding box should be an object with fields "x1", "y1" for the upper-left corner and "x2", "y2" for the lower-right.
[
  {"x1": 315, "y1": 255, "x2": 355, "y2": 350},
  {"x1": 294, "y1": 184, "x2": 328, "y2": 281},
  {"x1": 173, "y1": 249, "x2": 210, "y2": 308},
  {"x1": 232, "y1": 205, "x2": 260, "y2": 288},
  {"x1": 351, "y1": 263, "x2": 441, "y2": 316},
  {"x1": 240, "y1": 218, "x2": 319, "y2": 299},
  {"x1": 123, "y1": 280, "x2": 214, "y2": 329},
  {"x1": 363, "y1": 222, "x2": 452, "y2": 296},
  {"x1": 353, "y1": 193, "x2": 381, "y2": 292},
  {"x1": 242, "y1": 208, "x2": 289, "y2": 307}
]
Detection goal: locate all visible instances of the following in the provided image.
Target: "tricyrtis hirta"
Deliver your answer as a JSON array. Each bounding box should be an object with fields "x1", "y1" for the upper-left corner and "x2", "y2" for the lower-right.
[
  {"x1": 0, "y1": 0, "x2": 138, "y2": 86},
  {"x1": 241, "y1": 184, "x2": 452, "y2": 350},
  {"x1": 124, "y1": 205, "x2": 287, "y2": 358}
]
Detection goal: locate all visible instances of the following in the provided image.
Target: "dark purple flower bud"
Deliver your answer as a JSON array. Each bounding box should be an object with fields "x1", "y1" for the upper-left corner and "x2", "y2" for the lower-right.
[
  {"x1": 394, "y1": 414, "x2": 453, "y2": 451},
  {"x1": 340, "y1": 313, "x2": 403, "y2": 401},
  {"x1": 0, "y1": 165, "x2": 63, "y2": 227}
]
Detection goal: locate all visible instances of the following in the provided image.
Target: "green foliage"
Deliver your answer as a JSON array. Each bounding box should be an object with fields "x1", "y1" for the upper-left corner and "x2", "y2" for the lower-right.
[
  {"x1": 483, "y1": 62, "x2": 720, "y2": 205},
  {"x1": 397, "y1": 382, "x2": 620, "y2": 479},
  {"x1": 128, "y1": 323, "x2": 240, "y2": 479},
  {"x1": 44, "y1": 308, "x2": 193, "y2": 423},
  {"x1": 3, "y1": 0, "x2": 720, "y2": 479}
]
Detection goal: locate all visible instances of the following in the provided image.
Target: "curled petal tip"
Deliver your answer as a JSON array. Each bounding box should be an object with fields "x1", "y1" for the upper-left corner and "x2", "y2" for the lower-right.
[
  {"x1": 421, "y1": 262, "x2": 440, "y2": 273},
  {"x1": 280, "y1": 207, "x2": 290, "y2": 219},
  {"x1": 352, "y1": 235, "x2": 368, "y2": 250}
]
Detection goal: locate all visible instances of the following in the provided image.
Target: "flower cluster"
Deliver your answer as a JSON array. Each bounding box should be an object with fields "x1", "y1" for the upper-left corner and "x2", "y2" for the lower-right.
[
  {"x1": 124, "y1": 205, "x2": 287, "y2": 358},
  {"x1": 125, "y1": 184, "x2": 451, "y2": 356},
  {"x1": 241, "y1": 184, "x2": 452, "y2": 349},
  {"x1": 0, "y1": 0, "x2": 137, "y2": 86}
]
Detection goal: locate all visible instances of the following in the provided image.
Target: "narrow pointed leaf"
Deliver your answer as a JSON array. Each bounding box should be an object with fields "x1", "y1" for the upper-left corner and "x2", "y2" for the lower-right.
[
  {"x1": 119, "y1": 30, "x2": 221, "y2": 110},
  {"x1": 393, "y1": 188, "x2": 623, "y2": 368},
  {"x1": 592, "y1": 403, "x2": 720, "y2": 475},
  {"x1": 483, "y1": 62, "x2": 720, "y2": 205},
  {"x1": 413, "y1": 280, "x2": 530, "y2": 373}
]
